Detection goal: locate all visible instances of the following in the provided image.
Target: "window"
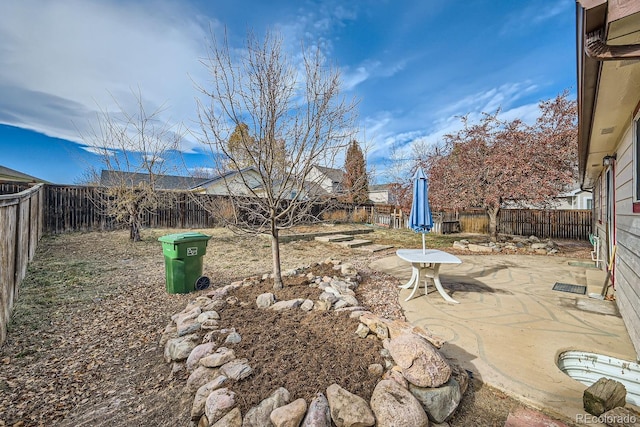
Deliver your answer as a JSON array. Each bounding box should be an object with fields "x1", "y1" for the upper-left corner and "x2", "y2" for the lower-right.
[{"x1": 586, "y1": 198, "x2": 593, "y2": 210}]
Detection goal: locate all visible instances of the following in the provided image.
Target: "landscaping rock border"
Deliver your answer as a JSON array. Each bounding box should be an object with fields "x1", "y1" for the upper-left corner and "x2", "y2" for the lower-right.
[
  {"x1": 454, "y1": 235, "x2": 560, "y2": 255},
  {"x1": 161, "y1": 259, "x2": 467, "y2": 426}
]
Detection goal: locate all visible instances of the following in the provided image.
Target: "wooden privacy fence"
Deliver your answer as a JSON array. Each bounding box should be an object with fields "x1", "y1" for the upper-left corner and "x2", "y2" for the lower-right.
[
  {"x1": 44, "y1": 185, "x2": 218, "y2": 233},
  {"x1": 0, "y1": 184, "x2": 44, "y2": 346},
  {"x1": 360, "y1": 204, "x2": 592, "y2": 240},
  {"x1": 497, "y1": 209, "x2": 592, "y2": 240},
  {"x1": 454, "y1": 208, "x2": 592, "y2": 240},
  {"x1": 457, "y1": 209, "x2": 488, "y2": 234}
]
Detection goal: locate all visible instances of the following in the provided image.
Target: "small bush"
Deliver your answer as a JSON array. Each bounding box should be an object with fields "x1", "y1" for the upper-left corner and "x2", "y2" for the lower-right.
[
  {"x1": 211, "y1": 198, "x2": 238, "y2": 224},
  {"x1": 352, "y1": 209, "x2": 369, "y2": 223},
  {"x1": 322, "y1": 210, "x2": 349, "y2": 223}
]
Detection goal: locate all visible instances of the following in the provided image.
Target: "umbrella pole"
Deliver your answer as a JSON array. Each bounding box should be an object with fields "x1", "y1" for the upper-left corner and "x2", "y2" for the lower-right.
[{"x1": 422, "y1": 233, "x2": 426, "y2": 254}]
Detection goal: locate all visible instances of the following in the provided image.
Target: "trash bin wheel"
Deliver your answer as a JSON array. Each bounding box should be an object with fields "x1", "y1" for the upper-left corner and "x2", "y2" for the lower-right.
[{"x1": 195, "y1": 276, "x2": 210, "y2": 291}]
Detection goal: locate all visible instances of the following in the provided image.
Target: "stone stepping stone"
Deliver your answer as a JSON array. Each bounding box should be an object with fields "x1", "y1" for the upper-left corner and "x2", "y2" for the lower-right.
[
  {"x1": 356, "y1": 244, "x2": 394, "y2": 253},
  {"x1": 336, "y1": 239, "x2": 372, "y2": 248},
  {"x1": 504, "y1": 407, "x2": 569, "y2": 427},
  {"x1": 315, "y1": 234, "x2": 355, "y2": 243}
]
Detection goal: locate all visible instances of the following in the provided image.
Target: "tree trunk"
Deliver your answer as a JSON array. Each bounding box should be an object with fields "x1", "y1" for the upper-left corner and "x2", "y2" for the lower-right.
[
  {"x1": 129, "y1": 212, "x2": 141, "y2": 242},
  {"x1": 487, "y1": 206, "x2": 500, "y2": 242},
  {"x1": 271, "y1": 224, "x2": 283, "y2": 290},
  {"x1": 130, "y1": 221, "x2": 141, "y2": 242}
]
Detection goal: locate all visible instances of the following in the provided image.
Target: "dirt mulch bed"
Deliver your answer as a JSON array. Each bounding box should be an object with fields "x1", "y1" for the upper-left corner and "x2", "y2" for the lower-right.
[{"x1": 216, "y1": 277, "x2": 384, "y2": 415}]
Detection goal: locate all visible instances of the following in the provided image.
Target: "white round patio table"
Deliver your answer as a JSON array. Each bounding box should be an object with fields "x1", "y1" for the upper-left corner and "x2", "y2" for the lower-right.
[{"x1": 396, "y1": 249, "x2": 461, "y2": 304}]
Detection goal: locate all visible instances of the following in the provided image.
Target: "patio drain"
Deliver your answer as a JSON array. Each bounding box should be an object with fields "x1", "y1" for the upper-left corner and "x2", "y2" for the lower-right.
[{"x1": 552, "y1": 282, "x2": 586, "y2": 295}]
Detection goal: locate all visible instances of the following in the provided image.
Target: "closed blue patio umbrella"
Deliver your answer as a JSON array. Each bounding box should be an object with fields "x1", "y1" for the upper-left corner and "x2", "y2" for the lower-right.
[{"x1": 408, "y1": 167, "x2": 433, "y2": 254}]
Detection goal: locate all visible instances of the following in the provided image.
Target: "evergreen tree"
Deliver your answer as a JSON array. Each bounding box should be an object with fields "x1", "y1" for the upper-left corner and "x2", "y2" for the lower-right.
[
  {"x1": 343, "y1": 140, "x2": 369, "y2": 204},
  {"x1": 227, "y1": 123, "x2": 257, "y2": 169}
]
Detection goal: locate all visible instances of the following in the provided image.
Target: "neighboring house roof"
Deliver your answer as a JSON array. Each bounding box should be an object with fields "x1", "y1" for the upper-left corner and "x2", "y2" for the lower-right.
[
  {"x1": 312, "y1": 165, "x2": 344, "y2": 184},
  {"x1": 0, "y1": 165, "x2": 47, "y2": 183},
  {"x1": 189, "y1": 167, "x2": 261, "y2": 191},
  {"x1": 576, "y1": 0, "x2": 640, "y2": 189},
  {"x1": 100, "y1": 170, "x2": 208, "y2": 190},
  {"x1": 303, "y1": 180, "x2": 332, "y2": 197},
  {"x1": 369, "y1": 184, "x2": 391, "y2": 192},
  {"x1": 556, "y1": 187, "x2": 590, "y2": 198}
]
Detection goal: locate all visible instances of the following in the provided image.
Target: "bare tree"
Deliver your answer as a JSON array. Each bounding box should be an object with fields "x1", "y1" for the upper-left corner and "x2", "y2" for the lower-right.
[
  {"x1": 83, "y1": 90, "x2": 182, "y2": 241},
  {"x1": 195, "y1": 30, "x2": 358, "y2": 289}
]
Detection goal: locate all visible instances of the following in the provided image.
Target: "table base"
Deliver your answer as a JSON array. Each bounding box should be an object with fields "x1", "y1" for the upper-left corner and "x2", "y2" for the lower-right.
[{"x1": 399, "y1": 262, "x2": 459, "y2": 303}]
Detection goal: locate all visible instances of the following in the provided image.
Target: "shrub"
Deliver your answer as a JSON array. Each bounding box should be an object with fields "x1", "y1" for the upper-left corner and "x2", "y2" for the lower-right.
[
  {"x1": 210, "y1": 198, "x2": 238, "y2": 224},
  {"x1": 352, "y1": 209, "x2": 369, "y2": 223},
  {"x1": 322, "y1": 209, "x2": 349, "y2": 223}
]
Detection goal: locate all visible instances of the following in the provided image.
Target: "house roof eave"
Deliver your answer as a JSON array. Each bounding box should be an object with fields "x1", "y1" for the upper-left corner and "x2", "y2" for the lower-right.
[{"x1": 577, "y1": 0, "x2": 607, "y2": 190}]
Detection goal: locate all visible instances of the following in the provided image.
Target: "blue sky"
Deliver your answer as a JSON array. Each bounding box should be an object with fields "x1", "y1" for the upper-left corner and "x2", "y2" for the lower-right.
[{"x1": 0, "y1": 0, "x2": 576, "y2": 185}]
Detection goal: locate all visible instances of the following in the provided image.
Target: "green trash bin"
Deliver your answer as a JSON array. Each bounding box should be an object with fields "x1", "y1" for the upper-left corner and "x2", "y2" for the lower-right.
[{"x1": 159, "y1": 232, "x2": 211, "y2": 294}]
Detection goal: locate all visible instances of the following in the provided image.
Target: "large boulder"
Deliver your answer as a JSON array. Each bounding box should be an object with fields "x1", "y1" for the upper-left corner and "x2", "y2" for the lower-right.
[
  {"x1": 243, "y1": 387, "x2": 290, "y2": 427},
  {"x1": 186, "y1": 366, "x2": 221, "y2": 394},
  {"x1": 164, "y1": 334, "x2": 201, "y2": 363},
  {"x1": 270, "y1": 398, "x2": 307, "y2": 427},
  {"x1": 409, "y1": 378, "x2": 462, "y2": 423},
  {"x1": 386, "y1": 333, "x2": 451, "y2": 388},
  {"x1": 326, "y1": 383, "x2": 375, "y2": 427},
  {"x1": 370, "y1": 379, "x2": 428, "y2": 427},
  {"x1": 302, "y1": 393, "x2": 332, "y2": 427},
  {"x1": 191, "y1": 375, "x2": 228, "y2": 419},
  {"x1": 186, "y1": 342, "x2": 218, "y2": 372},
  {"x1": 204, "y1": 388, "x2": 236, "y2": 425},
  {"x1": 200, "y1": 347, "x2": 236, "y2": 368},
  {"x1": 210, "y1": 407, "x2": 242, "y2": 427}
]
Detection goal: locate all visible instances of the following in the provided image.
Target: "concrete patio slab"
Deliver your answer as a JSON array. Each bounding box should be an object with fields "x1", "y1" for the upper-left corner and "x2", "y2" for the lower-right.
[{"x1": 370, "y1": 254, "x2": 637, "y2": 425}]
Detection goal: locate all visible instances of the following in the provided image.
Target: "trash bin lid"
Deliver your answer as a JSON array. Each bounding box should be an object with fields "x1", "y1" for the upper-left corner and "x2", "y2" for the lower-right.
[{"x1": 158, "y1": 232, "x2": 211, "y2": 244}]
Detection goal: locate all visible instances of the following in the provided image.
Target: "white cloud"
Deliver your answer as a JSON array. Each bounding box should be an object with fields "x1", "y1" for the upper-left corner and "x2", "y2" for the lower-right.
[
  {"x1": 79, "y1": 146, "x2": 117, "y2": 156},
  {"x1": 362, "y1": 81, "x2": 550, "y2": 181},
  {"x1": 500, "y1": 1, "x2": 571, "y2": 35},
  {"x1": 440, "y1": 82, "x2": 538, "y2": 117},
  {"x1": 341, "y1": 66, "x2": 370, "y2": 91},
  {"x1": 0, "y1": 0, "x2": 209, "y2": 147}
]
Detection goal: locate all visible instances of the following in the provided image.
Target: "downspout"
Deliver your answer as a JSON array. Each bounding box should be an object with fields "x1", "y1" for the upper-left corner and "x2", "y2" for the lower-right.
[
  {"x1": 611, "y1": 158, "x2": 616, "y2": 290},
  {"x1": 586, "y1": 30, "x2": 640, "y2": 61}
]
